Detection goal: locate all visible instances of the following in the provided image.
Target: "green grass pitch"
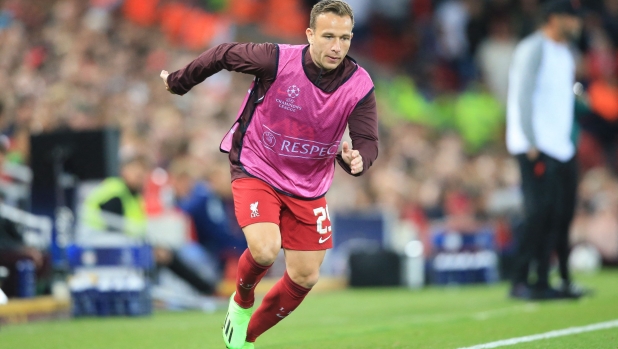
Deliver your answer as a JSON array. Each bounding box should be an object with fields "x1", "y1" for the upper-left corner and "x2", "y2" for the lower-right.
[{"x1": 2, "y1": 271, "x2": 617, "y2": 349}]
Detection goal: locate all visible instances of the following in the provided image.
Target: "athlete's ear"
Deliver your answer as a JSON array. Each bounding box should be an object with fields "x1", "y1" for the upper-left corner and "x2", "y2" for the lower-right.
[{"x1": 306, "y1": 28, "x2": 314, "y2": 45}]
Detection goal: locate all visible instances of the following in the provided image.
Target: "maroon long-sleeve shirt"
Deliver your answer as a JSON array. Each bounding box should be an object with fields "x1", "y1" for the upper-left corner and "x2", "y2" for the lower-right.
[{"x1": 167, "y1": 43, "x2": 378, "y2": 184}]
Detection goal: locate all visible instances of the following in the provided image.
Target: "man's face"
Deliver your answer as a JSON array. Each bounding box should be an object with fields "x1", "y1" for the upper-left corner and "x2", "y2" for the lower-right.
[
  {"x1": 306, "y1": 12, "x2": 353, "y2": 71},
  {"x1": 556, "y1": 14, "x2": 583, "y2": 41},
  {"x1": 122, "y1": 161, "x2": 148, "y2": 193}
]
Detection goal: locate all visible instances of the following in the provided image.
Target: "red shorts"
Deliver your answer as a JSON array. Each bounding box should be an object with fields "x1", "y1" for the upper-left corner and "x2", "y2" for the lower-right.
[{"x1": 232, "y1": 178, "x2": 333, "y2": 250}]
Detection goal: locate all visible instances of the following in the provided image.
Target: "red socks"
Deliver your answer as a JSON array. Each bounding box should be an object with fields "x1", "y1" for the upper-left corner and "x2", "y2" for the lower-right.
[
  {"x1": 246, "y1": 271, "x2": 311, "y2": 342},
  {"x1": 233, "y1": 249, "x2": 312, "y2": 342},
  {"x1": 234, "y1": 249, "x2": 271, "y2": 308}
]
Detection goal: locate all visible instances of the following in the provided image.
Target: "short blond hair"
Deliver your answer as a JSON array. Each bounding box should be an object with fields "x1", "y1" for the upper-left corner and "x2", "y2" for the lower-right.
[{"x1": 310, "y1": 0, "x2": 354, "y2": 29}]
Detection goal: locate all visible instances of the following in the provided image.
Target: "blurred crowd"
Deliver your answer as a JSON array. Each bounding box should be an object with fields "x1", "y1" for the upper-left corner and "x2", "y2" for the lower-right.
[{"x1": 1, "y1": 0, "x2": 618, "y2": 266}]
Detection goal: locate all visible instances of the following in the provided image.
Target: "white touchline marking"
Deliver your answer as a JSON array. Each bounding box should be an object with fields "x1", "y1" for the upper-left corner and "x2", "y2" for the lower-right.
[{"x1": 457, "y1": 319, "x2": 618, "y2": 349}]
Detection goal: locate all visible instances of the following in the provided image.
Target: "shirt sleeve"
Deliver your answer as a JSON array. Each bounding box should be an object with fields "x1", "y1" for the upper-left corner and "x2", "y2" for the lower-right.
[
  {"x1": 511, "y1": 36, "x2": 544, "y2": 147},
  {"x1": 167, "y1": 42, "x2": 277, "y2": 95},
  {"x1": 336, "y1": 89, "x2": 379, "y2": 176}
]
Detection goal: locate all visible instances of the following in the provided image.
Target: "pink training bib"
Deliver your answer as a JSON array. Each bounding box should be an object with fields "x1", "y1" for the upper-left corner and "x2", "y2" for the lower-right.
[{"x1": 221, "y1": 44, "x2": 373, "y2": 198}]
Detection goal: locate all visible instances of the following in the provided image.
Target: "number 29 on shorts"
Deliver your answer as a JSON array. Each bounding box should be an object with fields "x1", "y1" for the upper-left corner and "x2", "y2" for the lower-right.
[{"x1": 313, "y1": 205, "x2": 331, "y2": 234}]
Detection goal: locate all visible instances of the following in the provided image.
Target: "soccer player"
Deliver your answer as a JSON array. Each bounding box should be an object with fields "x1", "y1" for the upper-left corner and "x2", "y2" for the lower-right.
[{"x1": 160, "y1": 1, "x2": 378, "y2": 348}]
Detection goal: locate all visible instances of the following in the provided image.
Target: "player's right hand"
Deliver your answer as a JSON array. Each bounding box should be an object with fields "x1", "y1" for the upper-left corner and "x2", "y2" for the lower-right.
[{"x1": 160, "y1": 70, "x2": 172, "y2": 94}]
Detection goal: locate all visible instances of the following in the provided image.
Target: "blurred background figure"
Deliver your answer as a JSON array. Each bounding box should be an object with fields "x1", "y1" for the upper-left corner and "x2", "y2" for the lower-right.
[
  {"x1": 82, "y1": 154, "x2": 151, "y2": 237},
  {"x1": 168, "y1": 156, "x2": 246, "y2": 286},
  {"x1": 0, "y1": 138, "x2": 51, "y2": 297},
  {"x1": 506, "y1": 0, "x2": 584, "y2": 300},
  {"x1": 0, "y1": 197, "x2": 51, "y2": 298},
  {"x1": 82, "y1": 154, "x2": 217, "y2": 296}
]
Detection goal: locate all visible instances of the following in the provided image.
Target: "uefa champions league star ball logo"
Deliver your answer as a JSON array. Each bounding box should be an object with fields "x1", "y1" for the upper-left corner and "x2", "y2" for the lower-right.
[
  {"x1": 263, "y1": 131, "x2": 276, "y2": 147},
  {"x1": 287, "y1": 85, "x2": 300, "y2": 98}
]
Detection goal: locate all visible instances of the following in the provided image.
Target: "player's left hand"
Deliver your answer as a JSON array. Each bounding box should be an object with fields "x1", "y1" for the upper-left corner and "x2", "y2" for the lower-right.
[
  {"x1": 160, "y1": 70, "x2": 173, "y2": 94},
  {"x1": 342, "y1": 141, "x2": 363, "y2": 175}
]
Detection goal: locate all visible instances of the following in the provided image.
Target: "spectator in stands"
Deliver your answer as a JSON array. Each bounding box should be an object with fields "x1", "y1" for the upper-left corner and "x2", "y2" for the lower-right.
[
  {"x1": 168, "y1": 157, "x2": 246, "y2": 266},
  {"x1": 0, "y1": 208, "x2": 41, "y2": 297},
  {"x1": 0, "y1": 153, "x2": 51, "y2": 297},
  {"x1": 581, "y1": 18, "x2": 618, "y2": 172},
  {"x1": 82, "y1": 153, "x2": 217, "y2": 295},
  {"x1": 602, "y1": 0, "x2": 618, "y2": 48},
  {"x1": 476, "y1": 17, "x2": 517, "y2": 104},
  {"x1": 0, "y1": 216, "x2": 50, "y2": 299}
]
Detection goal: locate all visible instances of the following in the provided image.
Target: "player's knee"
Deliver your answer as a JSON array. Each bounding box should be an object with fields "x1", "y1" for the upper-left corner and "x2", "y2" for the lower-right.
[
  {"x1": 250, "y1": 244, "x2": 279, "y2": 266},
  {"x1": 289, "y1": 269, "x2": 320, "y2": 289}
]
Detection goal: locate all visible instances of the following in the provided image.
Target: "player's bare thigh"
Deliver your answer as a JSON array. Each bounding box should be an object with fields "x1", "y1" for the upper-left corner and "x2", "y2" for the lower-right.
[
  {"x1": 284, "y1": 249, "x2": 326, "y2": 289},
  {"x1": 243, "y1": 222, "x2": 281, "y2": 266}
]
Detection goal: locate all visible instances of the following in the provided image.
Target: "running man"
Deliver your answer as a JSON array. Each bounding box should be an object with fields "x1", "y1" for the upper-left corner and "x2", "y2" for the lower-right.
[{"x1": 160, "y1": 1, "x2": 378, "y2": 348}]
